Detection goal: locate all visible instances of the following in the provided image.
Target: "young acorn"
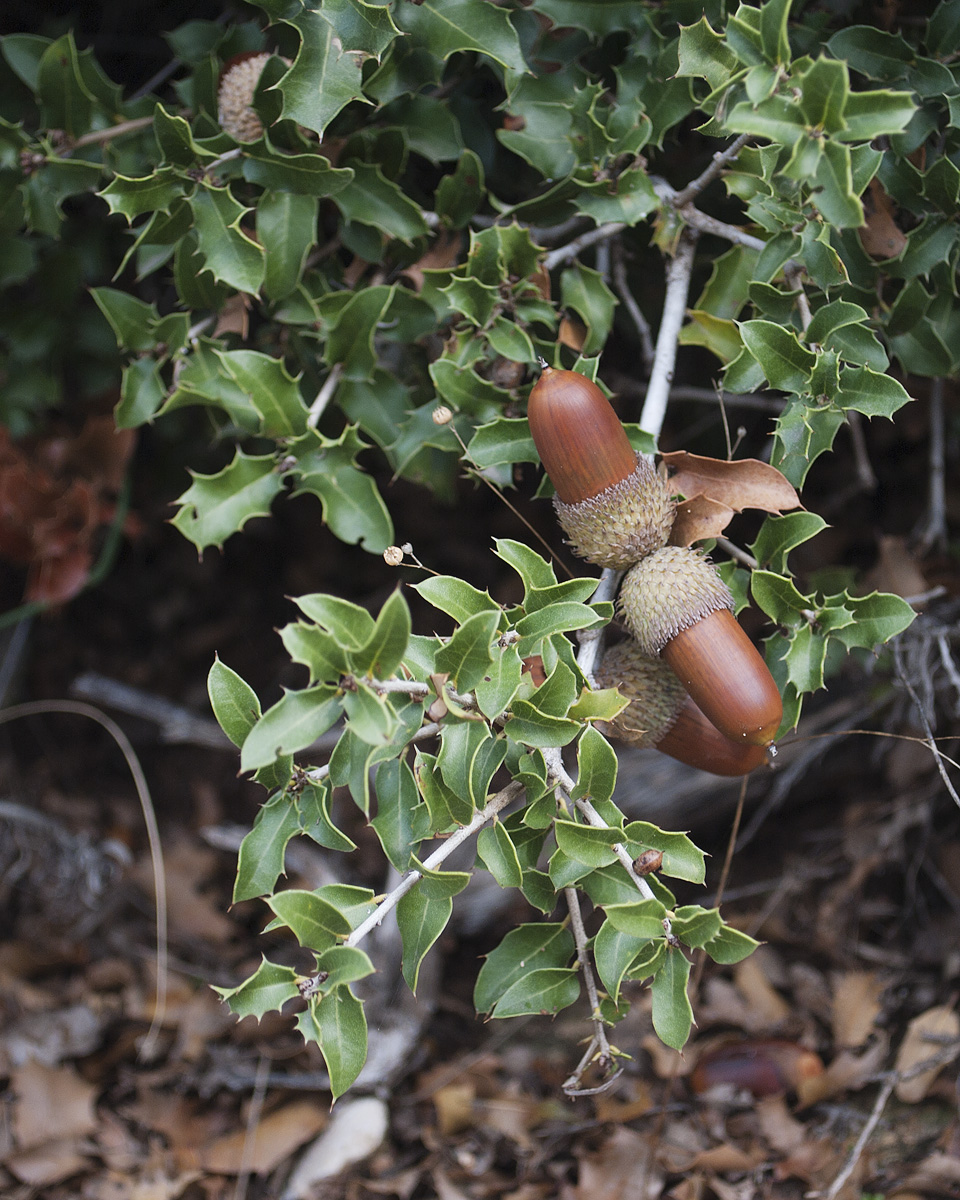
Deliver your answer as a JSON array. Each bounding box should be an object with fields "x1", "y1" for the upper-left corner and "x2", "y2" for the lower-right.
[
  {"x1": 619, "y1": 545, "x2": 782, "y2": 747},
  {"x1": 527, "y1": 366, "x2": 674, "y2": 569},
  {"x1": 596, "y1": 638, "x2": 768, "y2": 776}
]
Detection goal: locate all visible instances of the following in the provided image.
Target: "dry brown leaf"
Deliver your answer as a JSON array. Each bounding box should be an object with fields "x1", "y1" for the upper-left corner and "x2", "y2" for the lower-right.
[
  {"x1": 669, "y1": 495, "x2": 737, "y2": 546},
  {"x1": 433, "y1": 1082, "x2": 475, "y2": 1136},
  {"x1": 573, "y1": 1126, "x2": 663, "y2": 1200},
  {"x1": 558, "y1": 313, "x2": 587, "y2": 352},
  {"x1": 894, "y1": 1004, "x2": 960, "y2": 1103},
  {"x1": 831, "y1": 971, "x2": 884, "y2": 1049},
  {"x1": 662, "y1": 451, "x2": 800, "y2": 517},
  {"x1": 131, "y1": 838, "x2": 235, "y2": 945},
  {"x1": 755, "y1": 1094, "x2": 807, "y2": 1154},
  {"x1": 213, "y1": 291, "x2": 250, "y2": 340},
  {"x1": 399, "y1": 230, "x2": 462, "y2": 292},
  {"x1": 734, "y1": 955, "x2": 792, "y2": 1025},
  {"x1": 796, "y1": 1034, "x2": 889, "y2": 1107},
  {"x1": 859, "y1": 178, "x2": 907, "y2": 259},
  {"x1": 864, "y1": 535, "x2": 928, "y2": 602},
  {"x1": 199, "y1": 1099, "x2": 327, "y2": 1175},
  {"x1": 689, "y1": 1144, "x2": 766, "y2": 1172},
  {"x1": 284, "y1": 1098, "x2": 388, "y2": 1196},
  {"x1": 593, "y1": 1079, "x2": 654, "y2": 1124},
  {"x1": 10, "y1": 1059, "x2": 98, "y2": 1151},
  {"x1": 893, "y1": 1151, "x2": 960, "y2": 1193},
  {"x1": 641, "y1": 1034, "x2": 692, "y2": 1078},
  {"x1": 5, "y1": 1140, "x2": 93, "y2": 1187}
]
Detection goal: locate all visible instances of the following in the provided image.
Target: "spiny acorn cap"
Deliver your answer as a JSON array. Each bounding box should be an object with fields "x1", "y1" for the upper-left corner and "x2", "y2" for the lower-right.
[
  {"x1": 595, "y1": 639, "x2": 687, "y2": 748},
  {"x1": 619, "y1": 544, "x2": 734, "y2": 658},
  {"x1": 527, "y1": 366, "x2": 674, "y2": 569},
  {"x1": 555, "y1": 456, "x2": 675, "y2": 569},
  {"x1": 218, "y1": 52, "x2": 274, "y2": 142}
]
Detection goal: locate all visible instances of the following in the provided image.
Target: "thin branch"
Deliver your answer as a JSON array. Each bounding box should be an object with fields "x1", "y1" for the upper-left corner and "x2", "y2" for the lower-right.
[
  {"x1": 343, "y1": 781, "x2": 524, "y2": 948},
  {"x1": 668, "y1": 386, "x2": 784, "y2": 414},
  {"x1": 307, "y1": 363, "x2": 344, "y2": 429},
  {"x1": 542, "y1": 222, "x2": 625, "y2": 271},
  {"x1": 563, "y1": 886, "x2": 616, "y2": 1093},
  {"x1": 611, "y1": 241, "x2": 655, "y2": 374},
  {"x1": 715, "y1": 536, "x2": 759, "y2": 570},
  {"x1": 916, "y1": 378, "x2": 947, "y2": 554},
  {"x1": 677, "y1": 204, "x2": 766, "y2": 253},
  {"x1": 640, "y1": 229, "x2": 699, "y2": 441},
  {"x1": 72, "y1": 115, "x2": 156, "y2": 147},
  {"x1": 784, "y1": 262, "x2": 813, "y2": 334},
  {"x1": 305, "y1": 719, "x2": 442, "y2": 785},
  {"x1": 671, "y1": 134, "x2": 752, "y2": 209},
  {"x1": 576, "y1": 568, "x2": 622, "y2": 685},
  {"x1": 893, "y1": 641, "x2": 960, "y2": 810},
  {"x1": 0, "y1": 700, "x2": 167, "y2": 1058},
  {"x1": 846, "y1": 410, "x2": 878, "y2": 492}
]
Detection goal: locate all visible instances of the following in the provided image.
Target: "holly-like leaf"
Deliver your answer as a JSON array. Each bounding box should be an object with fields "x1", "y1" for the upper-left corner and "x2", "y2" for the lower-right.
[
  {"x1": 394, "y1": 0, "x2": 527, "y2": 74},
  {"x1": 240, "y1": 685, "x2": 342, "y2": 772},
  {"x1": 214, "y1": 956, "x2": 300, "y2": 1020},
  {"x1": 208, "y1": 656, "x2": 261, "y2": 747},
  {"x1": 189, "y1": 185, "x2": 265, "y2": 294},
  {"x1": 171, "y1": 450, "x2": 284, "y2": 552},
  {"x1": 650, "y1": 948, "x2": 693, "y2": 1050},
  {"x1": 397, "y1": 886, "x2": 453, "y2": 994},
  {"x1": 275, "y1": 10, "x2": 370, "y2": 136}
]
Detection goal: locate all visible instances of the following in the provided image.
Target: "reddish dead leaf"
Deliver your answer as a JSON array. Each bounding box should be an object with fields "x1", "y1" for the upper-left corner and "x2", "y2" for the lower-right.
[
  {"x1": 662, "y1": 451, "x2": 800, "y2": 520},
  {"x1": 198, "y1": 1099, "x2": 327, "y2": 1175},
  {"x1": 894, "y1": 1004, "x2": 960, "y2": 1103},
  {"x1": 213, "y1": 291, "x2": 250, "y2": 340},
  {"x1": 670, "y1": 494, "x2": 736, "y2": 546},
  {"x1": 690, "y1": 1038, "x2": 825, "y2": 1098},
  {"x1": 558, "y1": 313, "x2": 587, "y2": 352},
  {"x1": 502, "y1": 113, "x2": 526, "y2": 132},
  {"x1": 400, "y1": 230, "x2": 462, "y2": 292},
  {"x1": 522, "y1": 655, "x2": 547, "y2": 688},
  {"x1": 689, "y1": 1144, "x2": 767, "y2": 1172},
  {"x1": 859, "y1": 178, "x2": 907, "y2": 260},
  {"x1": 831, "y1": 971, "x2": 884, "y2": 1049}
]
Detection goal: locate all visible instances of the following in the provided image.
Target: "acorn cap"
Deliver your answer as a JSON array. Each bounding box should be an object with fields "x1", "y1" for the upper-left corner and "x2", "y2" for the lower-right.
[
  {"x1": 554, "y1": 456, "x2": 675, "y2": 570},
  {"x1": 595, "y1": 639, "x2": 687, "y2": 748},
  {"x1": 619, "y1": 545, "x2": 734, "y2": 658},
  {"x1": 528, "y1": 367, "x2": 674, "y2": 569},
  {"x1": 218, "y1": 52, "x2": 274, "y2": 142}
]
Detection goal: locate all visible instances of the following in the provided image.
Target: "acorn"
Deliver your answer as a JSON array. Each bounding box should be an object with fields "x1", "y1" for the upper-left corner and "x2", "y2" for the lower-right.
[
  {"x1": 619, "y1": 545, "x2": 782, "y2": 747},
  {"x1": 218, "y1": 52, "x2": 279, "y2": 142},
  {"x1": 595, "y1": 639, "x2": 768, "y2": 776},
  {"x1": 527, "y1": 367, "x2": 674, "y2": 569}
]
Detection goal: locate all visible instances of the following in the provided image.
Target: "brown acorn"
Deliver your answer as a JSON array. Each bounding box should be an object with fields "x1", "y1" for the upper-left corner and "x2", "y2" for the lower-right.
[
  {"x1": 527, "y1": 367, "x2": 674, "y2": 569},
  {"x1": 595, "y1": 639, "x2": 768, "y2": 776},
  {"x1": 618, "y1": 546, "x2": 782, "y2": 747}
]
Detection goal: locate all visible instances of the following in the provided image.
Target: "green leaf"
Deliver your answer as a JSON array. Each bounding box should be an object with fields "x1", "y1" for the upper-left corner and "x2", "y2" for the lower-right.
[
  {"x1": 413, "y1": 576, "x2": 502, "y2": 625},
  {"x1": 702, "y1": 924, "x2": 760, "y2": 965},
  {"x1": 830, "y1": 591, "x2": 916, "y2": 649},
  {"x1": 560, "y1": 264, "x2": 617, "y2": 357},
  {"x1": 750, "y1": 513, "x2": 829, "y2": 575},
  {"x1": 670, "y1": 905, "x2": 723, "y2": 949},
  {"x1": 475, "y1": 643, "x2": 523, "y2": 722},
  {"x1": 438, "y1": 720, "x2": 506, "y2": 811},
  {"x1": 813, "y1": 140, "x2": 864, "y2": 228},
  {"x1": 740, "y1": 321, "x2": 816, "y2": 391},
  {"x1": 319, "y1": 0, "x2": 401, "y2": 58},
  {"x1": 467, "y1": 419, "x2": 539, "y2": 469},
  {"x1": 623, "y1": 822, "x2": 706, "y2": 884},
  {"x1": 781, "y1": 622, "x2": 827, "y2": 692},
  {"x1": 189, "y1": 185, "x2": 265, "y2": 294},
  {"x1": 492, "y1": 967, "x2": 580, "y2": 1019},
  {"x1": 276, "y1": 10, "x2": 370, "y2": 136},
  {"x1": 258, "y1": 191, "x2": 317, "y2": 302},
  {"x1": 268, "y1": 888, "x2": 352, "y2": 951},
  {"x1": 297, "y1": 781, "x2": 356, "y2": 853},
  {"x1": 240, "y1": 685, "x2": 341, "y2": 772},
  {"x1": 281, "y1": 622, "x2": 351, "y2": 683},
  {"x1": 324, "y1": 284, "x2": 394, "y2": 380},
  {"x1": 394, "y1": 0, "x2": 527, "y2": 74},
  {"x1": 476, "y1": 819, "x2": 523, "y2": 888},
  {"x1": 836, "y1": 365, "x2": 912, "y2": 419},
  {"x1": 494, "y1": 539, "x2": 557, "y2": 592},
  {"x1": 796, "y1": 56, "x2": 848, "y2": 131},
  {"x1": 474, "y1": 923, "x2": 575, "y2": 1014},
  {"x1": 602, "y1": 898, "x2": 668, "y2": 940},
  {"x1": 295, "y1": 594, "x2": 375, "y2": 648},
  {"x1": 434, "y1": 610, "x2": 500, "y2": 692},
  {"x1": 341, "y1": 683, "x2": 399, "y2": 746},
  {"x1": 234, "y1": 792, "x2": 300, "y2": 902},
  {"x1": 504, "y1": 702, "x2": 581, "y2": 748},
  {"x1": 751, "y1": 569, "x2": 814, "y2": 625},
  {"x1": 294, "y1": 456, "x2": 393, "y2": 553},
  {"x1": 650, "y1": 948, "x2": 693, "y2": 1050},
  {"x1": 171, "y1": 450, "x2": 284, "y2": 552},
  {"x1": 308, "y1": 985, "x2": 367, "y2": 1100},
  {"x1": 397, "y1": 886, "x2": 452, "y2": 993},
  {"x1": 208, "y1": 656, "x2": 261, "y2": 747},
  {"x1": 214, "y1": 957, "x2": 299, "y2": 1020},
  {"x1": 116, "y1": 358, "x2": 166, "y2": 429},
  {"x1": 351, "y1": 588, "x2": 411, "y2": 678},
  {"x1": 333, "y1": 161, "x2": 429, "y2": 245},
  {"x1": 554, "y1": 819, "x2": 621, "y2": 869},
  {"x1": 594, "y1": 918, "x2": 656, "y2": 1005},
  {"x1": 725, "y1": 96, "x2": 806, "y2": 145},
  {"x1": 313, "y1": 944, "x2": 375, "y2": 990},
  {"x1": 90, "y1": 288, "x2": 158, "y2": 353},
  {"x1": 571, "y1": 725, "x2": 618, "y2": 808},
  {"x1": 215, "y1": 350, "x2": 308, "y2": 437},
  {"x1": 370, "y1": 757, "x2": 427, "y2": 871},
  {"x1": 676, "y1": 17, "x2": 738, "y2": 91}
]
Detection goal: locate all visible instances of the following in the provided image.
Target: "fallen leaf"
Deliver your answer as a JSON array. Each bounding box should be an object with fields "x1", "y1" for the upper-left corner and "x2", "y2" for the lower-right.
[
  {"x1": 662, "y1": 451, "x2": 800, "y2": 517},
  {"x1": 283, "y1": 1097, "x2": 388, "y2": 1197},
  {"x1": 199, "y1": 1099, "x2": 327, "y2": 1175},
  {"x1": 831, "y1": 971, "x2": 884, "y2": 1049},
  {"x1": 863, "y1": 535, "x2": 928, "y2": 602},
  {"x1": 755, "y1": 1094, "x2": 807, "y2": 1153},
  {"x1": 796, "y1": 1035, "x2": 889, "y2": 1107},
  {"x1": 572, "y1": 1126, "x2": 663, "y2": 1200},
  {"x1": 734, "y1": 955, "x2": 792, "y2": 1026},
  {"x1": 10, "y1": 1059, "x2": 98, "y2": 1150},
  {"x1": 400, "y1": 230, "x2": 462, "y2": 292},
  {"x1": 5, "y1": 1140, "x2": 92, "y2": 1187},
  {"x1": 894, "y1": 1004, "x2": 960, "y2": 1103},
  {"x1": 433, "y1": 1082, "x2": 475, "y2": 1136}
]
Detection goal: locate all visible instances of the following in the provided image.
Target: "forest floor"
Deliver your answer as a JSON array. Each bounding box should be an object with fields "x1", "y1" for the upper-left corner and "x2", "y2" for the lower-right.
[{"x1": 1, "y1": 404, "x2": 960, "y2": 1200}]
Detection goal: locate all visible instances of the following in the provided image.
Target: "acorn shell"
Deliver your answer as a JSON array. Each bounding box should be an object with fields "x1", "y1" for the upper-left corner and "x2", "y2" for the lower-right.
[
  {"x1": 619, "y1": 545, "x2": 734, "y2": 658},
  {"x1": 554, "y1": 456, "x2": 675, "y2": 570}
]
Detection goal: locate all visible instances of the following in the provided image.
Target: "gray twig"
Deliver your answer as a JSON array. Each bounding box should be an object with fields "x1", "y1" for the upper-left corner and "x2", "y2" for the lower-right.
[{"x1": 640, "y1": 230, "x2": 699, "y2": 440}]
